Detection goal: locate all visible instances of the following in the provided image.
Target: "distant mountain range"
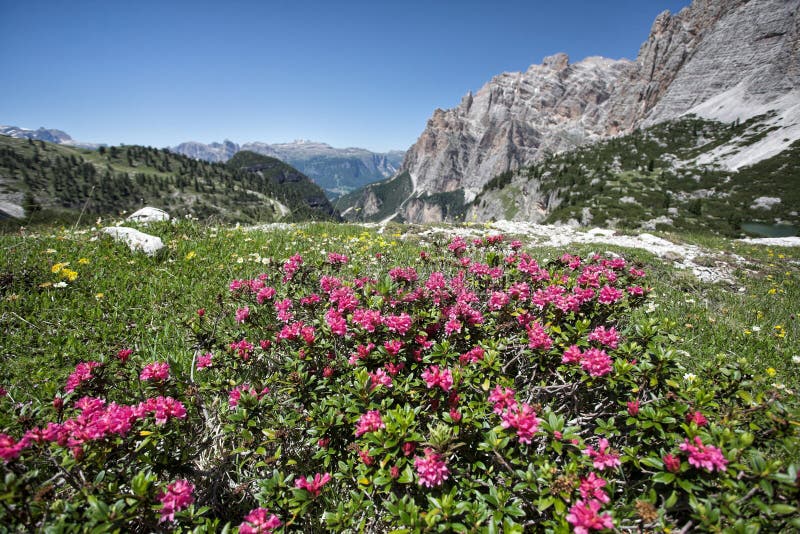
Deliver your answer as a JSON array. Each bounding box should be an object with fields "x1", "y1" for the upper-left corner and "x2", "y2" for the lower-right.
[
  {"x1": 0, "y1": 125, "x2": 104, "y2": 150},
  {"x1": 170, "y1": 139, "x2": 405, "y2": 198}
]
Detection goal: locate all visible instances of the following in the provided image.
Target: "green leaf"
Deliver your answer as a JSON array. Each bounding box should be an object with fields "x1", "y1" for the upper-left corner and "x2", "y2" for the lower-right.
[
  {"x1": 653, "y1": 472, "x2": 675, "y2": 484},
  {"x1": 770, "y1": 504, "x2": 797, "y2": 515}
]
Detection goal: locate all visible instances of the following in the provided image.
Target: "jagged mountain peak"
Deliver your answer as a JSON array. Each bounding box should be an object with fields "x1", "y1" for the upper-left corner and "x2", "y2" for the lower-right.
[{"x1": 382, "y1": 0, "x2": 800, "y2": 223}]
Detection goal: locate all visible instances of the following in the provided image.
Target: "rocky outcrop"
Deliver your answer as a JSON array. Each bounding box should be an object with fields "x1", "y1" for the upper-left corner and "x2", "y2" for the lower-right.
[
  {"x1": 403, "y1": 54, "x2": 632, "y2": 204},
  {"x1": 396, "y1": 0, "x2": 800, "y2": 223},
  {"x1": 101, "y1": 227, "x2": 164, "y2": 256}
]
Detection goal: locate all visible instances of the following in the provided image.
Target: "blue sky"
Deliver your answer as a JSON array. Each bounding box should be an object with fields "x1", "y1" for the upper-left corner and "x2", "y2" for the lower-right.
[{"x1": 0, "y1": 0, "x2": 690, "y2": 152}]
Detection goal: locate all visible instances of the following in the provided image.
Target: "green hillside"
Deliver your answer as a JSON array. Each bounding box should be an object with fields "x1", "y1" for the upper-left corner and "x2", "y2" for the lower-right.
[
  {"x1": 334, "y1": 170, "x2": 413, "y2": 221},
  {"x1": 0, "y1": 136, "x2": 338, "y2": 225}
]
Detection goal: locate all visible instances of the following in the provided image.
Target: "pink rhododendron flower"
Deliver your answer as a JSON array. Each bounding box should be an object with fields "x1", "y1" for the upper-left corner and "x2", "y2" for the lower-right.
[
  {"x1": 158, "y1": 479, "x2": 194, "y2": 523},
  {"x1": 459, "y1": 346, "x2": 485, "y2": 365},
  {"x1": 686, "y1": 410, "x2": 708, "y2": 426},
  {"x1": 117, "y1": 348, "x2": 133, "y2": 363},
  {"x1": 355, "y1": 410, "x2": 385, "y2": 437},
  {"x1": 488, "y1": 385, "x2": 516, "y2": 415},
  {"x1": 566, "y1": 499, "x2": 613, "y2": 534},
  {"x1": 444, "y1": 317, "x2": 463, "y2": 335},
  {"x1": 500, "y1": 402, "x2": 541, "y2": 444},
  {"x1": 415, "y1": 448, "x2": 449, "y2": 487},
  {"x1": 389, "y1": 266, "x2": 418, "y2": 283},
  {"x1": 488, "y1": 291, "x2": 510, "y2": 310},
  {"x1": 358, "y1": 449, "x2": 374, "y2": 465},
  {"x1": 584, "y1": 438, "x2": 621, "y2": 470},
  {"x1": 579, "y1": 473, "x2": 609, "y2": 503},
  {"x1": 526, "y1": 321, "x2": 553, "y2": 351},
  {"x1": 235, "y1": 306, "x2": 250, "y2": 323},
  {"x1": 447, "y1": 236, "x2": 467, "y2": 255},
  {"x1": 421, "y1": 365, "x2": 454, "y2": 392},
  {"x1": 282, "y1": 254, "x2": 303, "y2": 282},
  {"x1": 588, "y1": 326, "x2": 620, "y2": 349},
  {"x1": 679, "y1": 436, "x2": 727, "y2": 472},
  {"x1": 352, "y1": 308, "x2": 383, "y2": 332},
  {"x1": 0, "y1": 434, "x2": 26, "y2": 462},
  {"x1": 295, "y1": 472, "x2": 331, "y2": 497},
  {"x1": 327, "y1": 252, "x2": 349, "y2": 265},
  {"x1": 196, "y1": 353, "x2": 213, "y2": 369},
  {"x1": 663, "y1": 453, "x2": 681, "y2": 473},
  {"x1": 384, "y1": 362, "x2": 405, "y2": 376},
  {"x1": 627, "y1": 400, "x2": 640, "y2": 416},
  {"x1": 598, "y1": 285, "x2": 624, "y2": 304},
  {"x1": 256, "y1": 286, "x2": 277, "y2": 304},
  {"x1": 239, "y1": 507, "x2": 282, "y2": 534},
  {"x1": 230, "y1": 339, "x2": 254, "y2": 360},
  {"x1": 581, "y1": 348, "x2": 613, "y2": 377},
  {"x1": 383, "y1": 339, "x2": 403, "y2": 356},
  {"x1": 325, "y1": 308, "x2": 347, "y2": 336},
  {"x1": 383, "y1": 313, "x2": 413, "y2": 335},
  {"x1": 140, "y1": 361, "x2": 169, "y2": 382},
  {"x1": 562, "y1": 345, "x2": 583, "y2": 364},
  {"x1": 64, "y1": 361, "x2": 102, "y2": 393},
  {"x1": 368, "y1": 369, "x2": 393, "y2": 390}
]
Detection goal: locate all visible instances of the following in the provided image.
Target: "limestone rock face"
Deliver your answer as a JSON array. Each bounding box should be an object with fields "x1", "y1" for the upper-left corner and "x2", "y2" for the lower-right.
[
  {"x1": 402, "y1": 54, "x2": 632, "y2": 204},
  {"x1": 610, "y1": 0, "x2": 800, "y2": 129}
]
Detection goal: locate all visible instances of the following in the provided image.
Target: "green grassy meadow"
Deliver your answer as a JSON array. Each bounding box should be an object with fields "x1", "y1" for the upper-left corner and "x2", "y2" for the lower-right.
[{"x1": 2, "y1": 220, "x2": 797, "y2": 415}]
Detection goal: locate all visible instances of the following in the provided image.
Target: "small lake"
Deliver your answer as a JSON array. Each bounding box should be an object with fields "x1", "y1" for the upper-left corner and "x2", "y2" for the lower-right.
[{"x1": 741, "y1": 222, "x2": 798, "y2": 237}]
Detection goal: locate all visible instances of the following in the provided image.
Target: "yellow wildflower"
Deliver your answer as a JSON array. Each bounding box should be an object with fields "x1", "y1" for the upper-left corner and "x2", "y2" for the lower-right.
[
  {"x1": 95, "y1": 293, "x2": 104, "y2": 300},
  {"x1": 766, "y1": 367, "x2": 777, "y2": 377},
  {"x1": 78, "y1": 258, "x2": 90, "y2": 265},
  {"x1": 51, "y1": 262, "x2": 68, "y2": 274},
  {"x1": 185, "y1": 251, "x2": 197, "y2": 261},
  {"x1": 61, "y1": 269, "x2": 78, "y2": 282}
]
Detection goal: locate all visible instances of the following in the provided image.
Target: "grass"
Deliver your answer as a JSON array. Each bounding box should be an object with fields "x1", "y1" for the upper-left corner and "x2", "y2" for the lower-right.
[{"x1": 1, "y1": 220, "x2": 798, "y2": 427}]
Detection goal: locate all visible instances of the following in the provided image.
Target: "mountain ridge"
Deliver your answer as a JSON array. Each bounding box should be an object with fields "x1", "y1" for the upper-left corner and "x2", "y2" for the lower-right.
[{"x1": 349, "y1": 0, "x2": 800, "y2": 224}]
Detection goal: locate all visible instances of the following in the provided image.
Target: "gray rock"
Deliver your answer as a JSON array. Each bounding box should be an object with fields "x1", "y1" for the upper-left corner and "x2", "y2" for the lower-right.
[
  {"x1": 127, "y1": 207, "x2": 170, "y2": 223},
  {"x1": 101, "y1": 227, "x2": 164, "y2": 256}
]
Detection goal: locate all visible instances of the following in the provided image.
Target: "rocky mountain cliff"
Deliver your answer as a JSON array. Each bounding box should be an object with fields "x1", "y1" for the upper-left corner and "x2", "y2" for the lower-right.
[
  {"x1": 358, "y1": 0, "x2": 799, "y2": 224},
  {"x1": 170, "y1": 139, "x2": 404, "y2": 198}
]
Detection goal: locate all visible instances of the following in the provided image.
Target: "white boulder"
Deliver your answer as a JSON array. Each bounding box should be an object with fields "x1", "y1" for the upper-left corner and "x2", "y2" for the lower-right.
[
  {"x1": 101, "y1": 227, "x2": 164, "y2": 256},
  {"x1": 127, "y1": 207, "x2": 170, "y2": 223}
]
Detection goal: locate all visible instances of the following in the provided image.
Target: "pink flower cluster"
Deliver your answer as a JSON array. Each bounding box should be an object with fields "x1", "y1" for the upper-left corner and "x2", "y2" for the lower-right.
[
  {"x1": 158, "y1": 479, "x2": 194, "y2": 523},
  {"x1": 196, "y1": 352, "x2": 213, "y2": 369},
  {"x1": 235, "y1": 306, "x2": 250, "y2": 323},
  {"x1": 414, "y1": 448, "x2": 449, "y2": 487},
  {"x1": 679, "y1": 436, "x2": 727, "y2": 472},
  {"x1": 383, "y1": 313, "x2": 412, "y2": 335},
  {"x1": 295, "y1": 472, "x2": 331, "y2": 497},
  {"x1": 239, "y1": 507, "x2": 282, "y2": 533},
  {"x1": 355, "y1": 410, "x2": 385, "y2": 437},
  {"x1": 140, "y1": 361, "x2": 170, "y2": 382},
  {"x1": 526, "y1": 321, "x2": 553, "y2": 350},
  {"x1": 587, "y1": 326, "x2": 620, "y2": 349},
  {"x1": 282, "y1": 254, "x2": 303, "y2": 282},
  {"x1": 1, "y1": 395, "x2": 186, "y2": 461},
  {"x1": 566, "y1": 498, "x2": 614, "y2": 534},
  {"x1": 488, "y1": 385, "x2": 540, "y2": 444},
  {"x1": 64, "y1": 361, "x2": 102, "y2": 393},
  {"x1": 561, "y1": 346, "x2": 614, "y2": 378},
  {"x1": 327, "y1": 252, "x2": 349, "y2": 265},
  {"x1": 421, "y1": 365, "x2": 454, "y2": 392},
  {"x1": 368, "y1": 369, "x2": 393, "y2": 391},
  {"x1": 584, "y1": 438, "x2": 621, "y2": 470}
]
